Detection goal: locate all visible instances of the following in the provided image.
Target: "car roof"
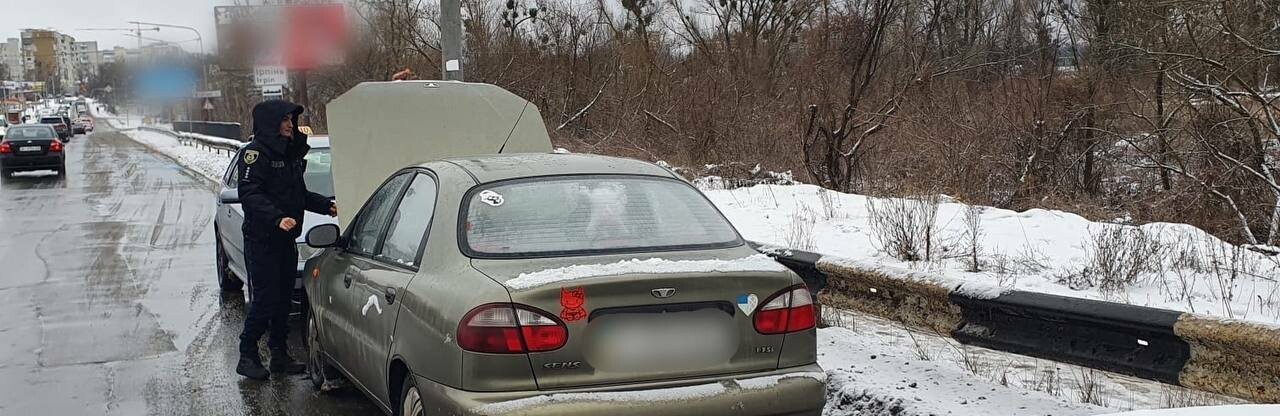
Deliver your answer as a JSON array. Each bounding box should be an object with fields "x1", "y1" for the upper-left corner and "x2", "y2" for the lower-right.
[
  {"x1": 10, "y1": 124, "x2": 55, "y2": 131},
  {"x1": 433, "y1": 153, "x2": 676, "y2": 184}
]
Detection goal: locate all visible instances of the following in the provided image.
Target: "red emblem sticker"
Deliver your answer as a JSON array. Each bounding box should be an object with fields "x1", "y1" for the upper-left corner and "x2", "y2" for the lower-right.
[{"x1": 559, "y1": 287, "x2": 587, "y2": 322}]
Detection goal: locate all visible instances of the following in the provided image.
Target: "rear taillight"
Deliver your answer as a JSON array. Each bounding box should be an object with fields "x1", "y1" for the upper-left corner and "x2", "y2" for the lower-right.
[
  {"x1": 48, "y1": 140, "x2": 62, "y2": 152},
  {"x1": 0, "y1": 142, "x2": 10, "y2": 154},
  {"x1": 753, "y1": 286, "x2": 816, "y2": 335},
  {"x1": 458, "y1": 303, "x2": 567, "y2": 354}
]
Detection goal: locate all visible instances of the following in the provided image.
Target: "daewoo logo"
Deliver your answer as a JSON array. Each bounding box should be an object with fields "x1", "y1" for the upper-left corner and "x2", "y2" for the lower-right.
[{"x1": 651, "y1": 288, "x2": 677, "y2": 298}]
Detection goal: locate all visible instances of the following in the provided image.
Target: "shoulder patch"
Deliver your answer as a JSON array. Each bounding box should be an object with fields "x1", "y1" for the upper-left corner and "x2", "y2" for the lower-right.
[{"x1": 244, "y1": 150, "x2": 259, "y2": 165}]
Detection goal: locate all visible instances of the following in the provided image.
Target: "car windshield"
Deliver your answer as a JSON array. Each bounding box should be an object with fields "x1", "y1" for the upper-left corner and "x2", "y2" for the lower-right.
[
  {"x1": 462, "y1": 176, "x2": 742, "y2": 258},
  {"x1": 6, "y1": 127, "x2": 56, "y2": 139},
  {"x1": 303, "y1": 148, "x2": 334, "y2": 198},
  {"x1": 40, "y1": 118, "x2": 62, "y2": 124}
]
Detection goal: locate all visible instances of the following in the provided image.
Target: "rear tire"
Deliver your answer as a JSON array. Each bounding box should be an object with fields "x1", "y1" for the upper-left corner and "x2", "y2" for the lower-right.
[
  {"x1": 398, "y1": 373, "x2": 424, "y2": 416},
  {"x1": 214, "y1": 231, "x2": 244, "y2": 292}
]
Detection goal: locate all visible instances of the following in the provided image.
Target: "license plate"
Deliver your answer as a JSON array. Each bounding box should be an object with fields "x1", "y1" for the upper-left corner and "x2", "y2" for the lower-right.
[
  {"x1": 18, "y1": 146, "x2": 41, "y2": 152},
  {"x1": 584, "y1": 308, "x2": 737, "y2": 372}
]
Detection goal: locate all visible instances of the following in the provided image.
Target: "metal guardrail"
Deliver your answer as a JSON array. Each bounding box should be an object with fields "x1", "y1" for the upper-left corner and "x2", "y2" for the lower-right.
[
  {"x1": 751, "y1": 242, "x2": 1280, "y2": 403},
  {"x1": 140, "y1": 126, "x2": 241, "y2": 156},
  {"x1": 173, "y1": 121, "x2": 242, "y2": 142}
]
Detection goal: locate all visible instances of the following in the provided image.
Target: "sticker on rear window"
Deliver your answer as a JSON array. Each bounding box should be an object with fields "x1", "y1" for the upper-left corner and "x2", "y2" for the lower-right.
[{"x1": 479, "y1": 190, "x2": 505, "y2": 207}]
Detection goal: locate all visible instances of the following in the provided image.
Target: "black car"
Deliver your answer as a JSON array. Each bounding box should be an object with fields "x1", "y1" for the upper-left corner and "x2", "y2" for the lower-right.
[
  {"x1": 0, "y1": 125, "x2": 66, "y2": 177},
  {"x1": 38, "y1": 116, "x2": 71, "y2": 141},
  {"x1": 61, "y1": 116, "x2": 77, "y2": 135}
]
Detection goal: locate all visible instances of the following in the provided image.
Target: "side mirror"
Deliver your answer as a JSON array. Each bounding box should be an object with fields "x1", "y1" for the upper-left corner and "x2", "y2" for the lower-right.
[
  {"x1": 219, "y1": 188, "x2": 240, "y2": 204},
  {"x1": 306, "y1": 223, "x2": 341, "y2": 248}
]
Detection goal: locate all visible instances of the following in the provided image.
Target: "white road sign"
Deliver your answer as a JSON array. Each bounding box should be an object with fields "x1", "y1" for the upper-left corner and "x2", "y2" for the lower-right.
[
  {"x1": 254, "y1": 66, "x2": 288, "y2": 86},
  {"x1": 194, "y1": 90, "x2": 223, "y2": 98},
  {"x1": 261, "y1": 84, "x2": 284, "y2": 98}
]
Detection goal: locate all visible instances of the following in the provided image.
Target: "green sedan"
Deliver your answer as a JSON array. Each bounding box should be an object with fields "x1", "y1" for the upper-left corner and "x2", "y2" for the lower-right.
[{"x1": 303, "y1": 153, "x2": 826, "y2": 416}]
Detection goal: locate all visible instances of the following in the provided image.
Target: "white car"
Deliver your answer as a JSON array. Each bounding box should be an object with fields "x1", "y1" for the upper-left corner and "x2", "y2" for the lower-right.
[{"x1": 213, "y1": 136, "x2": 336, "y2": 304}]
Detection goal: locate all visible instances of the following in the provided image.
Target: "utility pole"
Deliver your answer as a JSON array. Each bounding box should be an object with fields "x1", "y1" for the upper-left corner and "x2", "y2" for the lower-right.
[{"x1": 440, "y1": 0, "x2": 464, "y2": 81}]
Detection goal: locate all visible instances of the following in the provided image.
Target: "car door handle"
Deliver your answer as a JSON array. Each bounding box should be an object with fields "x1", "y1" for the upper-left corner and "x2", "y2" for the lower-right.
[
  {"x1": 343, "y1": 272, "x2": 353, "y2": 289},
  {"x1": 384, "y1": 287, "x2": 397, "y2": 304}
]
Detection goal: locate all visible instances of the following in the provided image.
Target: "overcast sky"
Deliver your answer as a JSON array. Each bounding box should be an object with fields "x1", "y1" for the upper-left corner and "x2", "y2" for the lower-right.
[{"x1": 0, "y1": 0, "x2": 228, "y2": 52}]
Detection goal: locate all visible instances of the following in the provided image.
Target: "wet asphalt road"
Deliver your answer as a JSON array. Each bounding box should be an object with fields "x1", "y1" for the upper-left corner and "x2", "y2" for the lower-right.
[{"x1": 0, "y1": 124, "x2": 381, "y2": 415}]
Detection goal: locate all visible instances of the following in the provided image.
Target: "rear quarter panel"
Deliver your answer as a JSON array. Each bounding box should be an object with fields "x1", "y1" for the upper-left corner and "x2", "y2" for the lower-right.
[{"x1": 390, "y1": 162, "x2": 536, "y2": 391}]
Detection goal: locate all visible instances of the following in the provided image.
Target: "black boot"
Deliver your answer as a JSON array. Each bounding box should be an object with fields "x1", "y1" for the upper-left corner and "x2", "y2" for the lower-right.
[
  {"x1": 236, "y1": 354, "x2": 270, "y2": 380},
  {"x1": 269, "y1": 350, "x2": 306, "y2": 374}
]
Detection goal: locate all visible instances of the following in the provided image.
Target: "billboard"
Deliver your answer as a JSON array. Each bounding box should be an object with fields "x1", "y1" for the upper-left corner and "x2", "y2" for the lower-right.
[
  {"x1": 214, "y1": 4, "x2": 348, "y2": 71},
  {"x1": 135, "y1": 66, "x2": 197, "y2": 99}
]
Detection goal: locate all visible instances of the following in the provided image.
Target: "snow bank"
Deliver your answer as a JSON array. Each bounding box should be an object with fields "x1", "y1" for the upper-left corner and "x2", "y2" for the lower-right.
[
  {"x1": 819, "y1": 256, "x2": 1008, "y2": 300},
  {"x1": 703, "y1": 183, "x2": 1280, "y2": 325},
  {"x1": 504, "y1": 254, "x2": 788, "y2": 290},
  {"x1": 122, "y1": 129, "x2": 231, "y2": 183},
  {"x1": 85, "y1": 100, "x2": 141, "y2": 129}
]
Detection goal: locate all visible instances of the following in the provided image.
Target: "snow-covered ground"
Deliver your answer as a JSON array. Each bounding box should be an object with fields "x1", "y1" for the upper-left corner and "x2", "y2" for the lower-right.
[
  {"x1": 85, "y1": 100, "x2": 146, "y2": 130},
  {"x1": 1100, "y1": 405, "x2": 1280, "y2": 415},
  {"x1": 88, "y1": 102, "x2": 227, "y2": 182},
  {"x1": 817, "y1": 310, "x2": 1239, "y2": 415},
  {"x1": 702, "y1": 182, "x2": 1280, "y2": 325},
  {"x1": 121, "y1": 129, "x2": 231, "y2": 182}
]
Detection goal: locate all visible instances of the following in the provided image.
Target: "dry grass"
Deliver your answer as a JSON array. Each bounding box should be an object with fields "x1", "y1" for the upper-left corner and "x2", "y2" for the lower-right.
[
  {"x1": 784, "y1": 206, "x2": 817, "y2": 252},
  {"x1": 866, "y1": 195, "x2": 941, "y2": 262},
  {"x1": 1056, "y1": 226, "x2": 1167, "y2": 298},
  {"x1": 1073, "y1": 369, "x2": 1108, "y2": 406}
]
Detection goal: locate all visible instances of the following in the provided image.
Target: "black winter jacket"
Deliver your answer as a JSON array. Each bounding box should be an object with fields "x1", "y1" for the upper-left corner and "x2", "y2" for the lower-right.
[{"x1": 237, "y1": 100, "x2": 331, "y2": 242}]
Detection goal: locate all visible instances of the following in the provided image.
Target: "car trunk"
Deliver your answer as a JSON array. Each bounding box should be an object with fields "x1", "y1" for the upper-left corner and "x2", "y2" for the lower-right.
[
  {"x1": 470, "y1": 247, "x2": 800, "y2": 390},
  {"x1": 7, "y1": 138, "x2": 56, "y2": 156}
]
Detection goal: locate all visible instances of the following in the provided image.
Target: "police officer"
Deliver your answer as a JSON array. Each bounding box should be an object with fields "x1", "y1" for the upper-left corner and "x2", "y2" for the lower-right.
[{"x1": 235, "y1": 99, "x2": 336, "y2": 380}]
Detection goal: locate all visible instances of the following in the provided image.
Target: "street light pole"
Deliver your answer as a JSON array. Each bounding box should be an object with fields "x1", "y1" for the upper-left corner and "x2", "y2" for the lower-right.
[{"x1": 440, "y1": 0, "x2": 464, "y2": 81}]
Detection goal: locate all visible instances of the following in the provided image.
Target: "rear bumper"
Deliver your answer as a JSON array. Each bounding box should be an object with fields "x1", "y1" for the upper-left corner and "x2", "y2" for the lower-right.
[
  {"x1": 418, "y1": 363, "x2": 827, "y2": 416},
  {"x1": 1, "y1": 154, "x2": 65, "y2": 170}
]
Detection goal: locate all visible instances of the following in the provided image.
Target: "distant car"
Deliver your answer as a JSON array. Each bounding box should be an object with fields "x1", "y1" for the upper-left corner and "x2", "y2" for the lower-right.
[
  {"x1": 38, "y1": 116, "x2": 70, "y2": 141},
  {"x1": 0, "y1": 124, "x2": 66, "y2": 177},
  {"x1": 213, "y1": 136, "x2": 335, "y2": 304},
  {"x1": 70, "y1": 118, "x2": 86, "y2": 134},
  {"x1": 77, "y1": 117, "x2": 94, "y2": 132},
  {"x1": 300, "y1": 153, "x2": 825, "y2": 416}
]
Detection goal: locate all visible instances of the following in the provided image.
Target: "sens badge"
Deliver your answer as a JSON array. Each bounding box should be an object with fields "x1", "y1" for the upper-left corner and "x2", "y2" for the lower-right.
[
  {"x1": 559, "y1": 287, "x2": 586, "y2": 322},
  {"x1": 244, "y1": 150, "x2": 259, "y2": 165}
]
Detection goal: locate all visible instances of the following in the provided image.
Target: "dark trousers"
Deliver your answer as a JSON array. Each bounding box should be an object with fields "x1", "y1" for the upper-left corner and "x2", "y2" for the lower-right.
[{"x1": 238, "y1": 238, "x2": 297, "y2": 357}]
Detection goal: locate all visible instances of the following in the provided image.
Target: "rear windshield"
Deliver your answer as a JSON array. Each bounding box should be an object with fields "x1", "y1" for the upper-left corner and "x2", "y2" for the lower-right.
[
  {"x1": 40, "y1": 118, "x2": 62, "y2": 124},
  {"x1": 462, "y1": 176, "x2": 742, "y2": 258},
  {"x1": 6, "y1": 126, "x2": 56, "y2": 139}
]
